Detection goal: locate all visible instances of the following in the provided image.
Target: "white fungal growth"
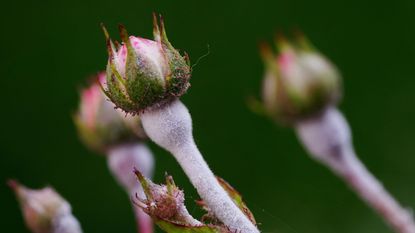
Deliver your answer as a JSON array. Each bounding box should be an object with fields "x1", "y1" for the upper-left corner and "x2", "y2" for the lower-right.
[
  {"x1": 296, "y1": 107, "x2": 415, "y2": 233},
  {"x1": 107, "y1": 143, "x2": 155, "y2": 233},
  {"x1": 52, "y1": 209, "x2": 83, "y2": 233},
  {"x1": 141, "y1": 99, "x2": 259, "y2": 233},
  {"x1": 107, "y1": 143, "x2": 155, "y2": 192}
]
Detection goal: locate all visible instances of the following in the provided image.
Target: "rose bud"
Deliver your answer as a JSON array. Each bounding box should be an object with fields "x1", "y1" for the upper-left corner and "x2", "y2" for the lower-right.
[
  {"x1": 133, "y1": 169, "x2": 202, "y2": 227},
  {"x1": 102, "y1": 13, "x2": 191, "y2": 114},
  {"x1": 8, "y1": 180, "x2": 82, "y2": 233},
  {"x1": 74, "y1": 72, "x2": 146, "y2": 152},
  {"x1": 260, "y1": 35, "x2": 341, "y2": 124}
]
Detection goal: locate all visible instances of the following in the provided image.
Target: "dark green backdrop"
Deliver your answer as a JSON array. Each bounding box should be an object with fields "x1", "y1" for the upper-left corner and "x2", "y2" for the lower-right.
[{"x1": 2, "y1": 0, "x2": 415, "y2": 232}]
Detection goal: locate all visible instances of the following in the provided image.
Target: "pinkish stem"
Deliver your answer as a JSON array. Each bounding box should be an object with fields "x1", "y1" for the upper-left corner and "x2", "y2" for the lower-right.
[
  {"x1": 107, "y1": 143, "x2": 155, "y2": 233},
  {"x1": 296, "y1": 107, "x2": 415, "y2": 233}
]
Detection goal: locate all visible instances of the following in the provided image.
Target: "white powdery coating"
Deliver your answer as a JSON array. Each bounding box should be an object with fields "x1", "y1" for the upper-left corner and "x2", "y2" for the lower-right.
[
  {"x1": 52, "y1": 203, "x2": 83, "y2": 233},
  {"x1": 296, "y1": 107, "x2": 415, "y2": 233},
  {"x1": 141, "y1": 99, "x2": 259, "y2": 233},
  {"x1": 107, "y1": 143, "x2": 155, "y2": 233},
  {"x1": 107, "y1": 143, "x2": 155, "y2": 193},
  {"x1": 295, "y1": 107, "x2": 352, "y2": 172}
]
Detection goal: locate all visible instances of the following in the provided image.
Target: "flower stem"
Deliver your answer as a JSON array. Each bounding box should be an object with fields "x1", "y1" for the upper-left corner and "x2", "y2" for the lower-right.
[
  {"x1": 52, "y1": 214, "x2": 83, "y2": 233},
  {"x1": 295, "y1": 107, "x2": 415, "y2": 233},
  {"x1": 107, "y1": 143, "x2": 155, "y2": 233},
  {"x1": 141, "y1": 99, "x2": 259, "y2": 233}
]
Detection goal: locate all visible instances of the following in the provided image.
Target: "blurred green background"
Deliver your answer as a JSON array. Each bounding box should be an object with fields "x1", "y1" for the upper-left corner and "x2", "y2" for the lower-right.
[{"x1": 2, "y1": 0, "x2": 415, "y2": 232}]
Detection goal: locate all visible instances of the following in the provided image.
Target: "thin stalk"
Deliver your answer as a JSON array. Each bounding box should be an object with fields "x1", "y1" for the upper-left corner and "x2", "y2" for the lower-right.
[
  {"x1": 52, "y1": 214, "x2": 83, "y2": 233},
  {"x1": 107, "y1": 143, "x2": 155, "y2": 233},
  {"x1": 141, "y1": 99, "x2": 259, "y2": 233},
  {"x1": 295, "y1": 107, "x2": 415, "y2": 233}
]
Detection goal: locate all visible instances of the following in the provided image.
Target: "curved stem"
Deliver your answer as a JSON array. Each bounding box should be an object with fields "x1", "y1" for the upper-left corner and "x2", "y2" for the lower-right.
[
  {"x1": 107, "y1": 143, "x2": 155, "y2": 233},
  {"x1": 141, "y1": 99, "x2": 259, "y2": 233},
  {"x1": 296, "y1": 107, "x2": 415, "y2": 233}
]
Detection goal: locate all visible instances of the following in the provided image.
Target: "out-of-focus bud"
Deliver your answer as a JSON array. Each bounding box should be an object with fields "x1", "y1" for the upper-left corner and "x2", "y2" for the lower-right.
[
  {"x1": 102, "y1": 13, "x2": 191, "y2": 114},
  {"x1": 260, "y1": 34, "x2": 341, "y2": 124},
  {"x1": 74, "y1": 72, "x2": 146, "y2": 152},
  {"x1": 8, "y1": 180, "x2": 82, "y2": 233}
]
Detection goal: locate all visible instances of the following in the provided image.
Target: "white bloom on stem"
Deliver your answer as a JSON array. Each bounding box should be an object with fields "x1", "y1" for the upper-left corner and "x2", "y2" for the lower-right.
[
  {"x1": 140, "y1": 100, "x2": 260, "y2": 233},
  {"x1": 295, "y1": 108, "x2": 415, "y2": 233},
  {"x1": 258, "y1": 32, "x2": 415, "y2": 233},
  {"x1": 102, "y1": 14, "x2": 258, "y2": 233}
]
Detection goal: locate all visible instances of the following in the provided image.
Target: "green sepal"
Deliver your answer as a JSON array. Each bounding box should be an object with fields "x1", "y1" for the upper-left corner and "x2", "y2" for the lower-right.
[
  {"x1": 109, "y1": 61, "x2": 126, "y2": 86},
  {"x1": 183, "y1": 52, "x2": 191, "y2": 68},
  {"x1": 73, "y1": 114, "x2": 102, "y2": 152},
  {"x1": 133, "y1": 168, "x2": 153, "y2": 200},
  {"x1": 105, "y1": 62, "x2": 136, "y2": 113},
  {"x1": 126, "y1": 70, "x2": 166, "y2": 111},
  {"x1": 247, "y1": 96, "x2": 268, "y2": 116},
  {"x1": 133, "y1": 170, "x2": 233, "y2": 233},
  {"x1": 152, "y1": 12, "x2": 161, "y2": 42},
  {"x1": 154, "y1": 14, "x2": 191, "y2": 97},
  {"x1": 100, "y1": 25, "x2": 136, "y2": 113},
  {"x1": 259, "y1": 42, "x2": 277, "y2": 70},
  {"x1": 163, "y1": 45, "x2": 191, "y2": 97},
  {"x1": 119, "y1": 24, "x2": 166, "y2": 111},
  {"x1": 293, "y1": 31, "x2": 316, "y2": 52},
  {"x1": 73, "y1": 111, "x2": 139, "y2": 153},
  {"x1": 165, "y1": 174, "x2": 176, "y2": 195},
  {"x1": 216, "y1": 177, "x2": 257, "y2": 225},
  {"x1": 158, "y1": 14, "x2": 173, "y2": 49}
]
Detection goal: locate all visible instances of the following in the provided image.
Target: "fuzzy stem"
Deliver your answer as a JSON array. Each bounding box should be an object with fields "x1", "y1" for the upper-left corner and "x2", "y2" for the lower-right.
[
  {"x1": 107, "y1": 143, "x2": 155, "y2": 233},
  {"x1": 141, "y1": 99, "x2": 259, "y2": 233},
  {"x1": 295, "y1": 107, "x2": 415, "y2": 233},
  {"x1": 52, "y1": 213, "x2": 83, "y2": 233}
]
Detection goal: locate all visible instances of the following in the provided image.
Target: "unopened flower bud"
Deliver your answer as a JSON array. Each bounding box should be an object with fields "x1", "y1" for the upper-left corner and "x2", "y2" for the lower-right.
[
  {"x1": 102, "y1": 13, "x2": 191, "y2": 114},
  {"x1": 133, "y1": 169, "x2": 201, "y2": 227},
  {"x1": 8, "y1": 180, "x2": 82, "y2": 233},
  {"x1": 260, "y1": 35, "x2": 341, "y2": 124},
  {"x1": 74, "y1": 72, "x2": 146, "y2": 152}
]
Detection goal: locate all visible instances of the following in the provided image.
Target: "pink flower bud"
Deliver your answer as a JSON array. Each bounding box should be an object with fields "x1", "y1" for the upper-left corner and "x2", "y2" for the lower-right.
[
  {"x1": 114, "y1": 37, "x2": 169, "y2": 84},
  {"x1": 8, "y1": 180, "x2": 81, "y2": 233},
  {"x1": 74, "y1": 72, "x2": 146, "y2": 152},
  {"x1": 102, "y1": 14, "x2": 191, "y2": 114},
  {"x1": 260, "y1": 35, "x2": 341, "y2": 124},
  {"x1": 133, "y1": 169, "x2": 202, "y2": 227}
]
